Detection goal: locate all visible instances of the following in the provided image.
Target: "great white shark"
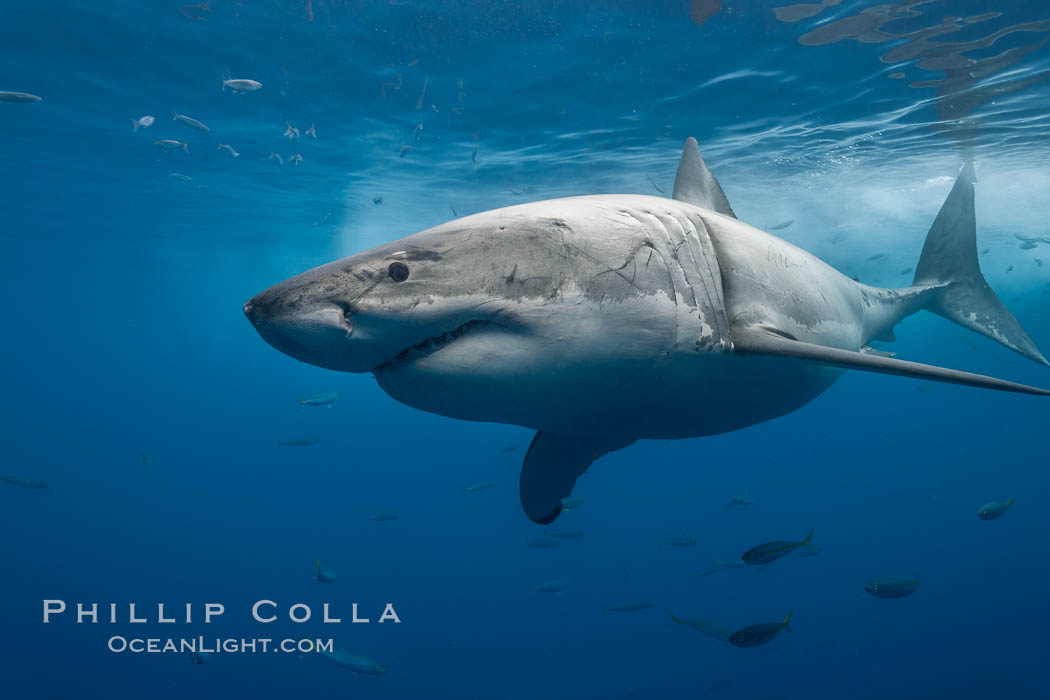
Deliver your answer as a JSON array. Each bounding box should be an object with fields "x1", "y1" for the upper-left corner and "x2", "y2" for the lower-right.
[{"x1": 245, "y1": 138, "x2": 1049, "y2": 524}]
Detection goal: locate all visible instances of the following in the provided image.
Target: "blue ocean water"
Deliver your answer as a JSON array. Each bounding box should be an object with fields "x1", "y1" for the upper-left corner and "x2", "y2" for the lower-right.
[{"x1": 2, "y1": 0, "x2": 1049, "y2": 697}]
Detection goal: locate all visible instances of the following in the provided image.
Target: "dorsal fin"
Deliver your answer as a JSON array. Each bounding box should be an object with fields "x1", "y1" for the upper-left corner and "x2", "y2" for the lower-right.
[{"x1": 672, "y1": 137, "x2": 736, "y2": 218}]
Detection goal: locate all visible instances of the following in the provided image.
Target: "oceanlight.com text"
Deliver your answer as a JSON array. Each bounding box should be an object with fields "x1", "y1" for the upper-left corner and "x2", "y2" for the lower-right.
[{"x1": 107, "y1": 636, "x2": 334, "y2": 654}]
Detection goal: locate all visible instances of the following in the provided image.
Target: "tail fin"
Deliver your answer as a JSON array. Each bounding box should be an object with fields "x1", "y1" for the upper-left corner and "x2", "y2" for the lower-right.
[
  {"x1": 1006, "y1": 497, "x2": 1013, "y2": 510},
  {"x1": 782, "y1": 610, "x2": 792, "y2": 633},
  {"x1": 802, "y1": 529, "x2": 813, "y2": 546},
  {"x1": 132, "y1": 118, "x2": 139, "y2": 132},
  {"x1": 669, "y1": 612, "x2": 682, "y2": 625},
  {"x1": 182, "y1": 143, "x2": 189, "y2": 153},
  {"x1": 913, "y1": 162, "x2": 1047, "y2": 365}
]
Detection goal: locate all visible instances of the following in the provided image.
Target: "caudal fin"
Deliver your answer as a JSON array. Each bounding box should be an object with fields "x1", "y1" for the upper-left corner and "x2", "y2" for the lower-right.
[
  {"x1": 802, "y1": 529, "x2": 813, "y2": 546},
  {"x1": 913, "y1": 162, "x2": 1047, "y2": 365},
  {"x1": 782, "y1": 610, "x2": 793, "y2": 634}
]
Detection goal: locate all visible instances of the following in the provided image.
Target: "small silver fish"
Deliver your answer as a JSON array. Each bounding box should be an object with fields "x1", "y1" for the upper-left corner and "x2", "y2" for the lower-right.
[
  {"x1": 173, "y1": 113, "x2": 210, "y2": 132},
  {"x1": 729, "y1": 611, "x2": 792, "y2": 648},
  {"x1": 793, "y1": 544, "x2": 824, "y2": 559},
  {"x1": 767, "y1": 219, "x2": 794, "y2": 231},
  {"x1": 0, "y1": 91, "x2": 42, "y2": 103},
  {"x1": 370, "y1": 510, "x2": 400, "y2": 522},
  {"x1": 977, "y1": 498, "x2": 1012, "y2": 520},
  {"x1": 168, "y1": 173, "x2": 193, "y2": 182},
  {"x1": 217, "y1": 143, "x2": 240, "y2": 158},
  {"x1": 223, "y1": 78, "x2": 263, "y2": 92},
  {"x1": 724, "y1": 490, "x2": 755, "y2": 511},
  {"x1": 741, "y1": 529, "x2": 813, "y2": 565},
  {"x1": 692, "y1": 562, "x2": 730, "y2": 578},
  {"x1": 290, "y1": 153, "x2": 302, "y2": 166},
  {"x1": 532, "y1": 579, "x2": 570, "y2": 593},
  {"x1": 284, "y1": 122, "x2": 300, "y2": 140},
  {"x1": 669, "y1": 613, "x2": 731, "y2": 642},
  {"x1": 319, "y1": 649, "x2": 387, "y2": 675},
  {"x1": 269, "y1": 152, "x2": 284, "y2": 165},
  {"x1": 561, "y1": 496, "x2": 584, "y2": 510},
  {"x1": 132, "y1": 115, "x2": 155, "y2": 132},
  {"x1": 305, "y1": 123, "x2": 317, "y2": 138},
  {"x1": 314, "y1": 559, "x2": 336, "y2": 583},
  {"x1": 180, "y1": 1, "x2": 212, "y2": 21},
  {"x1": 299, "y1": 391, "x2": 338, "y2": 406},
  {"x1": 0, "y1": 474, "x2": 48, "y2": 489},
  {"x1": 155, "y1": 140, "x2": 188, "y2": 152},
  {"x1": 865, "y1": 576, "x2": 919, "y2": 598},
  {"x1": 463, "y1": 482, "x2": 496, "y2": 493}
]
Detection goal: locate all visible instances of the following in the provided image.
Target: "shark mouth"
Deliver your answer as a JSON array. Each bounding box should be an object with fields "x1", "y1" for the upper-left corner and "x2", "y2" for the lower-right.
[{"x1": 373, "y1": 320, "x2": 488, "y2": 373}]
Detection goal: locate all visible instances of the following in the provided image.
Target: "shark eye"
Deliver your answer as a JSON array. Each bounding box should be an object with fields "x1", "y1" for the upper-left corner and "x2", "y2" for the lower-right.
[{"x1": 388, "y1": 261, "x2": 409, "y2": 282}]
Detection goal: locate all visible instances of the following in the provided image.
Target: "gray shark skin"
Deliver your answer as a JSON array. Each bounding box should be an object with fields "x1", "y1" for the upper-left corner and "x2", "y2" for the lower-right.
[{"x1": 245, "y1": 138, "x2": 1049, "y2": 524}]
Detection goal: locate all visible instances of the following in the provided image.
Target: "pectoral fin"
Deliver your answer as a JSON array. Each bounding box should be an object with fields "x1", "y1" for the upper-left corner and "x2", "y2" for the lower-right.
[
  {"x1": 733, "y1": 327, "x2": 1050, "y2": 396},
  {"x1": 520, "y1": 432, "x2": 634, "y2": 524}
]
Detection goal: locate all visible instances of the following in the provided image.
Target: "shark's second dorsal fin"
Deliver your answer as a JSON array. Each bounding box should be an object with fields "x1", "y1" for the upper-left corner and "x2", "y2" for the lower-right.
[{"x1": 672, "y1": 137, "x2": 736, "y2": 218}]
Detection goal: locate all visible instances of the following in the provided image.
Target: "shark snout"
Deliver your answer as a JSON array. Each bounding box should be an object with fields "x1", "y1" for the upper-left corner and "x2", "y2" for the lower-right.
[{"x1": 243, "y1": 288, "x2": 363, "y2": 371}]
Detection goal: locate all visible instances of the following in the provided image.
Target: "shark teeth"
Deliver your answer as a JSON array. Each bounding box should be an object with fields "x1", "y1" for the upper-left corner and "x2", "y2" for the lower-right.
[{"x1": 374, "y1": 320, "x2": 486, "y2": 372}]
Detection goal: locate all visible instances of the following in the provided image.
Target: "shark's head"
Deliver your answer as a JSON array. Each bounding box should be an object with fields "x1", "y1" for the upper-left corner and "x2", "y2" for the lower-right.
[
  {"x1": 244, "y1": 210, "x2": 554, "y2": 380},
  {"x1": 244, "y1": 196, "x2": 726, "y2": 430}
]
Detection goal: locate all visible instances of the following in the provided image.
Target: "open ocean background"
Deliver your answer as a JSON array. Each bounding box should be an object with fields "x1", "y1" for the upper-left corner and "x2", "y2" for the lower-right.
[{"x1": 2, "y1": 1, "x2": 1049, "y2": 698}]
